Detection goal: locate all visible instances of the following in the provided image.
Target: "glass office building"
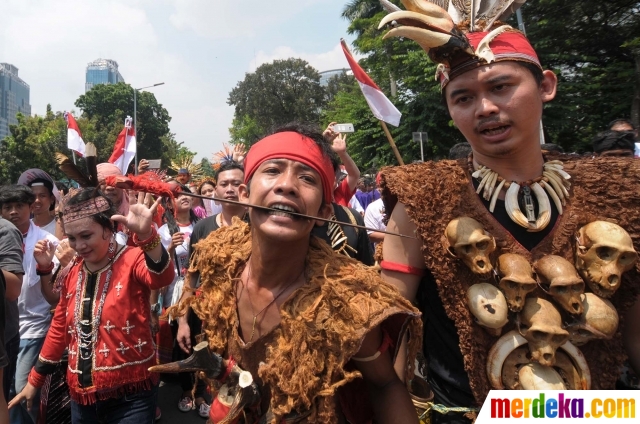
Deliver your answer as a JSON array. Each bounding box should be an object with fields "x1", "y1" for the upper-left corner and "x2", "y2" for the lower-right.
[
  {"x1": 85, "y1": 59, "x2": 125, "y2": 92},
  {"x1": 319, "y1": 68, "x2": 349, "y2": 87},
  {"x1": 0, "y1": 63, "x2": 31, "y2": 141}
]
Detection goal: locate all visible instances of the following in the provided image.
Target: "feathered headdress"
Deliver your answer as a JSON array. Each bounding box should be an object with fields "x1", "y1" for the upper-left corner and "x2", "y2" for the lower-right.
[
  {"x1": 211, "y1": 143, "x2": 246, "y2": 172},
  {"x1": 169, "y1": 153, "x2": 203, "y2": 179},
  {"x1": 378, "y1": 0, "x2": 538, "y2": 87},
  {"x1": 55, "y1": 143, "x2": 99, "y2": 188}
]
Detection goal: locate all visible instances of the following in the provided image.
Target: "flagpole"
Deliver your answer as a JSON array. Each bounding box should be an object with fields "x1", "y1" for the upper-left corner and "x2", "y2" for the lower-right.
[
  {"x1": 72, "y1": 151, "x2": 77, "y2": 165},
  {"x1": 120, "y1": 123, "x2": 128, "y2": 174},
  {"x1": 379, "y1": 120, "x2": 404, "y2": 165}
]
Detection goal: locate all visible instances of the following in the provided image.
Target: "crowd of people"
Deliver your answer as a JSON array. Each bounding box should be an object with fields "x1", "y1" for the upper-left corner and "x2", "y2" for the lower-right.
[{"x1": 1, "y1": 1, "x2": 640, "y2": 424}]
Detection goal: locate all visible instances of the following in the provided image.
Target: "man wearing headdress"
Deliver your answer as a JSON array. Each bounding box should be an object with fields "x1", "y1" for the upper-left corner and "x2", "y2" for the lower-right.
[
  {"x1": 176, "y1": 168, "x2": 191, "y2": 186},
  {"x1": 376, "y1": 1, "x2": 640, "y2": 422},
  {"x1": 169, "y1": 123, "x2": 421, "y2": 423}
]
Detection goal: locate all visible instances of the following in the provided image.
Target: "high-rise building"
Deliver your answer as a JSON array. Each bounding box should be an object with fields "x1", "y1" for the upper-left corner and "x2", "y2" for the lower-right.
[
  {"x1": 0, "y1": 63, "x2": 31, "y2": 141},
  {"x1": 319, "y1": 68, "x2": 349, "y2": 87},
  {"x1": 85, "y1": 58, "x2": 125, "y2": 92}
]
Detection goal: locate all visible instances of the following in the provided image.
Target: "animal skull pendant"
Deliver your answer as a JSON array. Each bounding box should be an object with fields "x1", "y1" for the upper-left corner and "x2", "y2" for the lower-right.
[
  {"x1": 575, "y1": 221, "x2": 638, "y2": 298},
  {"x1": 444, "y1": 217, "x2": 496, "y2": 278},
  {"x1": 534, "y1": 255, "x2": 585, "y2": 315},
  {"x1": 466, "y1": 283, "x2": 509, "y2": 335},
  {"x1": 496, "y1": 253, "x2": 538, "y2": 312},
  {"x1": 567, "y1": 293, "x2": 619, "y2": 346},
  {"x1": 518, "y1": 298, "x2": 569, "y2": 366}
]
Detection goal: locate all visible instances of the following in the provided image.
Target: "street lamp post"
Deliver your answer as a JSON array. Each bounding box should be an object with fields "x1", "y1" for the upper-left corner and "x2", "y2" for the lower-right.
[
  {"x1": 412, "y1": 132, "x2": 427, "y2": 162},
  {"x1": 134, "y1": 82, "x2": 165, "y2": 174}
]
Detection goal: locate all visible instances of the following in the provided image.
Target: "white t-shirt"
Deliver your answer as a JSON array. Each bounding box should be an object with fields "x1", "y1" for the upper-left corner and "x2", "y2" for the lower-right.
[
  {"x1": 32, "y1": 218, "x2": 56, "y2": 236},
  {"x1": 20, "y1": 221, "x2": 60, "y2": 339},
  {"x1": 364, "y1": 198, "x2": 386, "y2": 247},
  {"x1": 635, "y1": 142, "x2": 640, "y2": 158},
  {"x1": 348, "y1": 195, "x2": 364, "y2": 214},
  {"x1": 158, "y1": 222, "x2": 194, "y2": 308}
]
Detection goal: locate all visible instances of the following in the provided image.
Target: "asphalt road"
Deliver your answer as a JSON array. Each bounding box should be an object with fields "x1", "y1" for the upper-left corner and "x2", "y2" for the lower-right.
[{"x1": 157, "y1": 379, "x2": 209, "y2": 424}]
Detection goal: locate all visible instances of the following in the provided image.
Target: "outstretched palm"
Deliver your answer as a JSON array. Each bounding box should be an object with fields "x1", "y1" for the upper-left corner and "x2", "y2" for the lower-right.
[{"x1": 112, "y1": 192, "x2": 160, "y2": 237}]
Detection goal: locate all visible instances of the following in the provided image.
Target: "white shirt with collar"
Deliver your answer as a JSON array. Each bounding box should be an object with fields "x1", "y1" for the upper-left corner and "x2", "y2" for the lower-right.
[
  {"x1": 19, "y1": 221, "x2": 60, "y2": 339},
  {"x1": 364, "y1": 198, "x2": 386, "y2": 246}
]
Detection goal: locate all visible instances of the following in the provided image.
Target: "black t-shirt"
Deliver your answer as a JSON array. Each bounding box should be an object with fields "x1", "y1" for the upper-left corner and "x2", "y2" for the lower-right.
[
  {"x1": 421, "y1": 183, "x2": 560, "y2": 414},
  {"x1": 312, "y1": 203, "x2": 374, "y2": 266},
  {"x1": 189, "y1": 215, "x2": 221, "y2": 256}
]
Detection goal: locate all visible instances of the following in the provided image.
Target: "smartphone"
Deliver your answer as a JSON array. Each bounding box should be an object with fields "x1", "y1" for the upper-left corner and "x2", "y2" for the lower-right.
[
  {"x1": 333, "y1": 123, "x2": 355, "y2": 133},
  {"x1": 147, "y1": 159, "x2": 161, "y2": 169}
]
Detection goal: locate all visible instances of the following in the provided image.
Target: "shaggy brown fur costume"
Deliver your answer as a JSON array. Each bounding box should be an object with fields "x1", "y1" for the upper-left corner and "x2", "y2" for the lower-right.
[
  {"x1": 381, "y1": 155, "x2": 640, "y2": 405},
  {"x1": 173, "y1": 219, "x2": 422, "y2": 423}
]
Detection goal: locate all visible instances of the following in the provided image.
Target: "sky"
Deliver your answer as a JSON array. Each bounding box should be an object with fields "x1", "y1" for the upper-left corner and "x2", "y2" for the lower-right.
[{"x1": 0, "y1": 0, "x2": 358, "y2": 161}]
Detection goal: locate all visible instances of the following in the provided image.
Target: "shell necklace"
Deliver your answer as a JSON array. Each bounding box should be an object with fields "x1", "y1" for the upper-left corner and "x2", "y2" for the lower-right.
[{"x1": 467, "y1": 154, "x2": 571, "y2": 232}]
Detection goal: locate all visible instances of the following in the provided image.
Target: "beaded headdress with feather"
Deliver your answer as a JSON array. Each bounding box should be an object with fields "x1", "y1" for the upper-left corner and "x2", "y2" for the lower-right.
[
  {"x1": 211, "y1": 143, "x2": 246, "y2": 172},
  {"x1": 379, "y1": 0, "x2": 538, "y2": 88}
]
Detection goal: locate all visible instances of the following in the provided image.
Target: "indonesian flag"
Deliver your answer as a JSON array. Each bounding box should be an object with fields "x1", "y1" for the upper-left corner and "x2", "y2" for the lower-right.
[
  {"x1": 64, "y1": 112, "x2": 86, "y2": 156},
  {"x1": 341, "y1": 39, "x2": 402, "y2": 127},
  {"x1": 108, "y1": 116, "x2": 136, "y2": 175}
]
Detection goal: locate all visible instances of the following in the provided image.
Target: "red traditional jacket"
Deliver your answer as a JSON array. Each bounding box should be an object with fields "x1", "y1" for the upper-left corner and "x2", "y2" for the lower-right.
[{"x1": 29, "y1": 245, "x2": 174, "y2": 404}]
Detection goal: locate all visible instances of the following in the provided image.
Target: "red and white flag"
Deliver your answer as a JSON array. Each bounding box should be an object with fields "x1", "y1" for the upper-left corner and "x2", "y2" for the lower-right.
[
  {"x1": 108, "y1": 116, "x2": 136, "y2": 175},
  {"x1": 341, "y1": 39, "x2": 402, "y2": 127},
  {"x1": 64, "y1": 112, "x2": 86, "y2": 156}
]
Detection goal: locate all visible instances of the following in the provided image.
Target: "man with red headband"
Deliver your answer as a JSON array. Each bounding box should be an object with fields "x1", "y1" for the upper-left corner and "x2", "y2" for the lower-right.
[
  {"x1": 172, "y1": 124, "x2": 421, "y2": 423},
  {"x1": 377, "y1": 1, "x2": 640, "y2": 422}
]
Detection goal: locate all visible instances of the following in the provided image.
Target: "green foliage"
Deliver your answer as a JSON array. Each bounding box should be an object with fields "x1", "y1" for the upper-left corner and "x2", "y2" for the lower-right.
[
  {"x1": 228, "y1": 58, "x2": 327, "y2": 146},
  {"x1": 322, "y1": 0, "x2": 462, "y2": 168},
  {"x1": 75, "y1": 82, "x2": 174, "y2": 163},
  {"x1": 229, "y1": 115, "x2": 263, "y2": 146},
  {"x1": 326, "y1": 0, "x2": 640, "y2": 166},
  {"x1": 520, "y1": 0, "x2": 640, "y2": 152},
  {"x1": 199, "y1": 158, "x2": 216, "y2": 178},
  {"x1": 0, "y1": 109, "x2": 84, "y2": 184}
]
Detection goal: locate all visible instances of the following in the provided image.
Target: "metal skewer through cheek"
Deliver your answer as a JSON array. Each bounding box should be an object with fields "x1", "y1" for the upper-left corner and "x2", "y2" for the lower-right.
[{"x1": 175, "y1": 190, "x2": 418, "y2": 240}]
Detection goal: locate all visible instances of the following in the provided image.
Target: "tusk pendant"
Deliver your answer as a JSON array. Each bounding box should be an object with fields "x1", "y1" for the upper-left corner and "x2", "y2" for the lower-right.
[{"x1": 489, "y1": 179, "x2": 506, "y2": 213}]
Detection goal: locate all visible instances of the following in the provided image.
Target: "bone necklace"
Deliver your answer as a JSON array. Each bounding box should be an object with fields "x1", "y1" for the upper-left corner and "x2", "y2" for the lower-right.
[{"x1": 467, "y1": 155, "x2": 571, "y2": 232}]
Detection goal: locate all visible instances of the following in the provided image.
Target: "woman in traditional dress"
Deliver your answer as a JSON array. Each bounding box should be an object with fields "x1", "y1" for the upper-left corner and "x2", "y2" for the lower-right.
[{"x1": 9, "y1": 188, "x2": 174, "y2": 423}]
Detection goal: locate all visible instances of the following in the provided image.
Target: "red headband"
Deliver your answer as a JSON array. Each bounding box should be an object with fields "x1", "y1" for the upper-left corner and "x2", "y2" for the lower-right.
[
  {"x1": 441, "y1": 30, "x2": 541, "y2": 88},
  {"x1": 244, "y1": 132, "x2": 335, "y2": 203}
]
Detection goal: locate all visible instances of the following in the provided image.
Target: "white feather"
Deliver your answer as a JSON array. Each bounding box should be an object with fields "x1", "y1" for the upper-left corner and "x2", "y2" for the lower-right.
[
  {"x1": 448, "y1": 1, "x2": 463, "y2": 24},
  {"x1": 484, "y1": 0, "x2": 527, "y2": 30}
]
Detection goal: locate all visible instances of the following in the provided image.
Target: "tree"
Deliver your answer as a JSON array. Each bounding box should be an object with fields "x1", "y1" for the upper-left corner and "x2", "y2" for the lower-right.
[
  {"x1": 323, "y1": 0, "x2": 462, "y2": 168},
  {"x1": 329, "y1": 0, "x2": 640, "y2": 163},
  {"x1": 229, "y1": 115, "x2": 263, "y2": 146},
  {"x1": 75, "y1": 82, "x2": 174, "y2": 163},
  {"x1": 228, "y1": 59, "x2": 327, "y2": 145},
  {"x1": 325, "y1": 72, "x2": 356, "y2": 104},
  {"x1": 520, "y1": 0, "x2": 640, "y2": 151},
  {"x1": 199, "y1": 158, "x2": 216, "y2": 178},
  {"x1": 0, "y1": 107, "x2": 75, "y2": 184}
]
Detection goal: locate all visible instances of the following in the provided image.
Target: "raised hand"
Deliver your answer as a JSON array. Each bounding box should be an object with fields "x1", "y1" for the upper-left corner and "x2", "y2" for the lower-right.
[
  {"x1": 111, "y1": 192, "x2": 161, "y2": 238},
  {"x1": 332, "y1": 133, "x2": 348, "y2": 156},
  {"x1": 323, "y1": 121, "x2": 339, "y2": 143},
  {"x1": 33, "y1": 239, "x2": 56, "y2": 268},
  {"x1": 55, "y1": 239, "x2": 76, "y2": 268},
  {"x1": 232, "y1": 144, "x2": 247, "y2": 164}
]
